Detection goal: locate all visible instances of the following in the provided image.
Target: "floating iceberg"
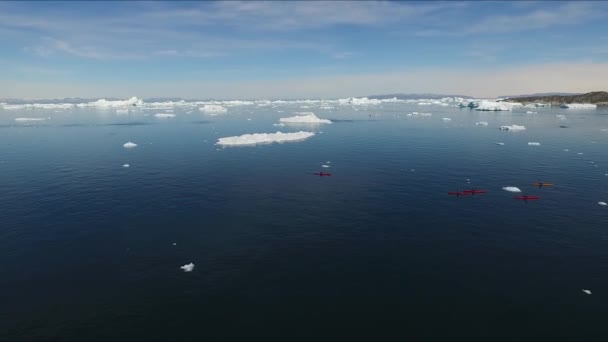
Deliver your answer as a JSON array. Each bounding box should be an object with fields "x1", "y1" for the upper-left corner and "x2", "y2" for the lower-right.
[
  {"x1": 273, "y1": 123, "x2": 285, "y2": 127},
  {"x1": 495, "y1": 142, "x2": 505, "y2": 145},
  {"x1": 217, "y1": 131, "x2": 315, "y2": 146},
  {"x1": 582, "y1": 289, "x2": 592, "y2": 295},
  {"x1": 475, "y1": 121, "x2": 488, "y2": 126},
  {"x1": 502, "y1": 186, "x2": 522, "y2": 193},
  {"x1": 528, "y1": 142, "x2": 541, "y2": 146},
  {"x1": 123, "y1": 142, "x2": 138, "y2": 148},
  {"x1": 442, "y1": 117, "x2": 452, "y2": 121},
  {"x1": 337, "y1": 97, "x2": 381, "y2": 106},
  {"x1": 200, "y1": 104, "x2": 227, "y2": 114},
  {"x1": 526, "y1": 111, "x2": 537, "y2": 114},
  {"x1": 599, "y1": 202, "x2": 607, "y2": 206},
  {"x1": 560, "y1": 103, "x2": 597, "y2": 109},
  {"x1": 77, "y1": 96, "x2": 143, "y2": 108},
  {"x1": 476, "y1": 100, "x2": 522, "y2": 111},
  {"x1": 321, "y1": 164, "x2": 330, "y2": 168},
  {"x1": 122, "y1": 164, "x2": 130, "y2": 168},
  {"x1": 180, "y1": 263, "x2": 195, "y2": 272},
  {"x1": 279, "y1": 113, "x2": 331, "y2": 124},
  {"x1": 499, "y1": 125, "x2": 526, "y2": 131},
  {"x1": 154, "y1": 113, "x2": 176, "y2": 118},
  {"x1": 116, "y1": 109, "x2": 129, "y2": 114},
  {"x1": 15, "y1": 117, "x2": 46, "y2": 121}
]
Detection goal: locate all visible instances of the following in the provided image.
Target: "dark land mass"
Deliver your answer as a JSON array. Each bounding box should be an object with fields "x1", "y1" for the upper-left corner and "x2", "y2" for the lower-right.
[{"x1": 503, "y1": 91, "x2": 608, "y2": 106}]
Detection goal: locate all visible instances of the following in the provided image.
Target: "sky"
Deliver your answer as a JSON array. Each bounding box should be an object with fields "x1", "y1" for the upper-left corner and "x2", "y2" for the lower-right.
[{"x1": 1, "y1": 0, "x2": 608, "y2": 100}]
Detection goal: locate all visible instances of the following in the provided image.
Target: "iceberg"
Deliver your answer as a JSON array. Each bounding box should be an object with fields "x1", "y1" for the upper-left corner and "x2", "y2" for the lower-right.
[
  {"x1": 15, "y1": 117, "x2": 46, "y2": 121},
  {"x1": 3, "y1": 103, "x2": 74, "y2": 110},
  {"x1": 321, "y1": 164, "x2": 330, "y2": 168},
  {"x1": 476, "y1": 100, "x2": 522, "y2": 111},
  {"x1": 337, "y1": 97, "x2": 381, "y2": 106},
  {"x1": 499, "y1": 125, "x2": 526, "y2": 131},
  {"x1": 582, "y1": 289, "x2": 592, "y2": 295},
  {"x1": 180, "y1": 263, "x2": 195, "y2": 272},
  {"x1": 200, "y1": 104, "x2": 227, "y2": 114},
  {"x1": 217, "y1": 131, "x2": 315, "y2": 146},
  {"x1": 122, "y1": 164, "x2": 130, "y2": 168},
  {"x1": 475, "y1": 121, "x2": 488, "y2": 126},
  {"x1": 154, "y1": 113, "x2": 176, "y2": 118},
  {"x1": 116, "y1": 109, "x2": 129, "y2": 114},
  {"x1": 77, "y1": 96, "x2": 143, "y2": 108},
  {"x1": 502, "y1": 186, "x2": 522, "y2": 193},
  {"x1": 442, "y1": 117, "x2": 451, "y2": 121},
  {"x1": 123, "y1": 141, "x2": 138, "y2": 148},
  {"x1": 526, "y1": 111, "x2": 537, "y2": 114},
  {"x1": 279, "y1": 113, "x2": 331, "y2": 124},
  {"x1": 273, "y1": 123, "x2": 285, "y2": 127},
  {"x1": 599, "y1": 202, "x2": 607, "y2": 206},
  {"x1": 495, "y1": 142, "x2": 505, "y2": 145},
  {"x1": 528, "y1": 142, "x2": 541, "y2": 146},
  {"x1": 560, "y1": 103, "x2": 597, "y2": 109}
]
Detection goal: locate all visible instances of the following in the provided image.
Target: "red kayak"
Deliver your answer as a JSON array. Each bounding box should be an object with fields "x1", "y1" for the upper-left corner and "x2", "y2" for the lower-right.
[{"x1": 515, "y1": 195, "x2": 540, "y2": 201}]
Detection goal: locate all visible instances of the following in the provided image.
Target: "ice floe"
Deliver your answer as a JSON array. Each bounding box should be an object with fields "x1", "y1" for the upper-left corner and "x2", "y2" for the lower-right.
[
  {"x1": 321, "y1": 164, "x2": 330, "y2": 168},
  {"x1": 338, "y1": 97, "x2": 381, "y2": 106},
  {"x1": 442, "y1": 117, "x2": 452, "y2": 121},
  {"x1": 122, "y1": 164, "x2": 130, "y2": 168},
  {"x1": 154, "y1": 113, "x2": 176, "y2": 118},
  {"x1": 560, "y1": 103, "x2": 597, "y2": 109},
  {"x1": 526, "y1": 111, "x2": 537, "y2": 114},
  {"x1": 15, "y1": 117, "x2": 46, "y2": 121},
  {"x1": 116, "y1": 109, "x2": 129, "y2": 114},
  {"x1": 279, "y1": 113, "x2": 331, "y2": 124},
  {"x1": 2, "y1": 103, "x2": 75, "y2": 110},
  {"x1": 499, "y1": 125, "x2": 526, "y2": 131},
  {"x1": 123, "y1": 142, "x2": 138, "y2": 149},
  {"x1": 599, "y1": 202, "x2": 607, "y2": 206},
  {"x1": 476, "y1": 100, "x2": 522, "y2": 111},
  {"x1": 180, "y1": 263, "x2": 195, "y2": 272},
  {"x1": 495, "y1": 142, "x2": 505, "y2": 145},
  {"x1": 217, "y1": 131, "x2": 315, "y2": 146},
  {"x1": 475, "y1": 121, "x2": 488, "y2": 126},
  {"x1": 582, "y1": 289, "x2": 592, "y2": 295},
  {"x1": 77, "y1": 96, "x2": 143, "y2": 108},
  {"x1": 199, "y1": 104, "x2": 227, "y2": 114},
  {"x1": 528, "y1": 142, "x2": 541, "y2": 146},
  {"x1": 273, "y1": 123, "x2": 285, "y2": 127},
  {"x1": 502, "y1": 186, "x2": 522, "y2": 193}
]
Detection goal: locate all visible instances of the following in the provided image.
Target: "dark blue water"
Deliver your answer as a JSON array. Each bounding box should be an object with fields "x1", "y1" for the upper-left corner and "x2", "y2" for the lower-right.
[{"x1": 1, "y1": 103, "x2": 608, "y2": 340}]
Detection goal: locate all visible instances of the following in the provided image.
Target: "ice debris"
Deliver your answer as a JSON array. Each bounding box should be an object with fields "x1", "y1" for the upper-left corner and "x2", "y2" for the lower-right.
[
  {"x1": 502, "y1": 186, "x2": 522, "y2": 193},
  {"x1": 15, "y1": 117, "x2": 46, "y2": 121},
  {"x1": 154, "y1": 113, "x2": 176, "y2": 118},
  {"x1": 528, "y1": 142, "x2": 541, "y2": 146},
  {"x1": 475, "y1": 121, "x2": 488, "y2": 126},
  {"x1": 200, "y1": 104, "x2": 227, "y2": 114},
  {"x1": 599, "y1": 202, "x2": 607, "y2": 206},
  {"x1": 582, "y1": 289, "x2": 592, "y2": 295},
  {"x1": 499, "y1": 125, "x2": 526, "y2": 131},
  {"x1": 279, "y1": 113, "x2": 331, "y2": 124},
  {"x1": 123, "y1": 142, "x2": 138, "y2": 149},
  {"x1": 560, "y1": 103, "x2": 597, "y2": 109},
  {"x1": 122, "y1": 164, "x2": 130, "y2": 168},
  {"x1": 442, "y1": 117, "x2": 452, "y2": 122},
  {"x1": 217, "y1": 131, "x2": 315, "y2": 146},
  {"x1": 180, "y1": 263, "x2": 195, "y2": 272}
]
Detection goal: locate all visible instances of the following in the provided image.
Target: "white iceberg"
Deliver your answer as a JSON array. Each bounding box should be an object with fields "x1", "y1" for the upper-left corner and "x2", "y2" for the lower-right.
[
  {"x1": 526, "y1": 111, "x2": 537, "y2": 114},
  {"x1": 154, "y1": 113, "x2": 176, "y2": 118},
  {"x1": 217, "y1": 131, "x2": 315, "y2": 146},
  {"x1": 116, "y1": 109, "x2": 129, "y2": 114},
  {"x1": 123, "y1": 142, "x2": 138, "y2": 148},
  {"x1": 321, "y1": 164, "x2": 330, "y2": 168},
  {"x1": 495, "y1": 142, "x2": 505, "y2": 145},
  {"x1": 122, "y1": 164, "x2": 130, "y2": 168},
  {"x1": 499, "y1": 125, "x2": 526, "y2": 131},
  {"x1": 475, "y1": 121, "x2": 488, "y2": 126},
  {"x1": 15, "y1": 117, "x2": 46, "y2": 121},
  {"x1": 200, "y1": 104, "x2": 227, "y2": 114},
  {"x1": 273, "y1": 123, "x2": 285, "y2": 127},
  {"x1": 476, "y1": 100, "x2": 522, "y2": 111},
  {"x1": 279, "y1": 113, "x2": 331, "y2": 124},
  {"x1": 180, "y1": 263, "x2": 195, "y2": 272},
  {"x1": 442, "y1": 117, "x2": 452, "y2": 121},
  {"x1": 560, "y1": 103, "x2": 597, "y2": 109},
  {"x1": 337, "y1": 97, "x2": 381, "y2": 106},
  {"x1": 502, "y1": 186, "x2": 522, "y2": 193},
  {"x1": 77, "y1": 96, "x2": 143, "y2": 108},
  {"x1": 599, "y1": 202, "x2": 607, "y2": 206},
  {"x1": 528, "y1": 142, "x2": 541, "y2": 146},
  {"x1": 582, "y1": 289, "x2": 592, "y2": 295}
]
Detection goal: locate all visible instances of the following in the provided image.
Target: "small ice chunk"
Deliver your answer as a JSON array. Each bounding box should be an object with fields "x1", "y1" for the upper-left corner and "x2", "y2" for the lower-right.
[
  {"x1": 116, "y1": 109, "x2": 129, "y2": 114},
  {"x1": 180, "y1": 263, "x2": 195, "y2": 272},
  {"x1": 526, "y1": 111, "x2": 537, "y2": 114},
  {"x1": 577, "y1": 152, "x2": 584, "y2": 155},
  {"x1": 582, "y1": 289, "x2": 592, "y2": 295},
  {"x1": 123, "y1": 142, "x2": 138, "y2": 148},
  {"x1": 122, "y1": 164, "x2": 130, "y2": 168},
  {"x1": 321, "y1": 164, "x2": 330, "y2": 168},
  {"x1": 15, "y1": 117, "x2": 46, "y2": 122},
  {"x1": 599, "y1": 202, "x2": 607, "y2": 206},
  {"x1": 528, "y1": 142, "x2": 541, "y2": 146},
  {"x1": 564, "y1": 149, "x2": 569, "y2": 152},
  {"x1": 172, "y1": 242, "x2": 177, "y2": 246},
  {"x1": 495, "y1": 142, "x2": 505, "y2": 145},
  {"x1": 154, "y1": 113, "x2": 176, "y2": 118},
  {"x1": 500, "y1": 125, "x2": 526, "y2": 131},
  {"x1": 502, "y1": 186, "x2": 522, "y2": 193},
  {"x1": 442, "y1": 117, "x2": 451, "y2": 121},
  {"x1": 273, "y1": 123, "x2": 285, "y2": 127},
  {"x1": 475, "y1": 121, "x2": 488, "y2": 126}
]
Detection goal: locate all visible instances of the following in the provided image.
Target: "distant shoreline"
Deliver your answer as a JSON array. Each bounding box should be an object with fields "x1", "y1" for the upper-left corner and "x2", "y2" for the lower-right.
[{"x1": 503, "y1": 91, "x2": 608, "y2": 106}]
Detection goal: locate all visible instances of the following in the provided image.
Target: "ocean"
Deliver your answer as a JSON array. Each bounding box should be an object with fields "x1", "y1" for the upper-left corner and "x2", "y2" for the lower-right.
[{"x1": 1, "y1": 100, "x2": 607, "y2": 340}]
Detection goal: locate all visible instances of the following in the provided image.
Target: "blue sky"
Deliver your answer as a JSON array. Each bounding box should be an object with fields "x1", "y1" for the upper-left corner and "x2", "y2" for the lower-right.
[{"x1": 1, "y1": 1, "x2": 608, "y2": 99}]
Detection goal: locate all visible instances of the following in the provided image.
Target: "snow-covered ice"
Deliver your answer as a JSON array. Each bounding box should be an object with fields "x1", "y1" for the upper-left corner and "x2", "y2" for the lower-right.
[
  {"x1": 180, "y1": 263, "x2": 195, "y2": 272},
  {"x1": 217, "y1": 131, "x2": 315, "y2": 146},
  {"x1": 499, "y1": 125, "x2": 526, "y2": 131},
  {"x1": 154, "y1": 113, "x2": 176, "y2": 118},
  {"x1": 279, "y1": 113, "x2": 331, "y2": 124}
]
